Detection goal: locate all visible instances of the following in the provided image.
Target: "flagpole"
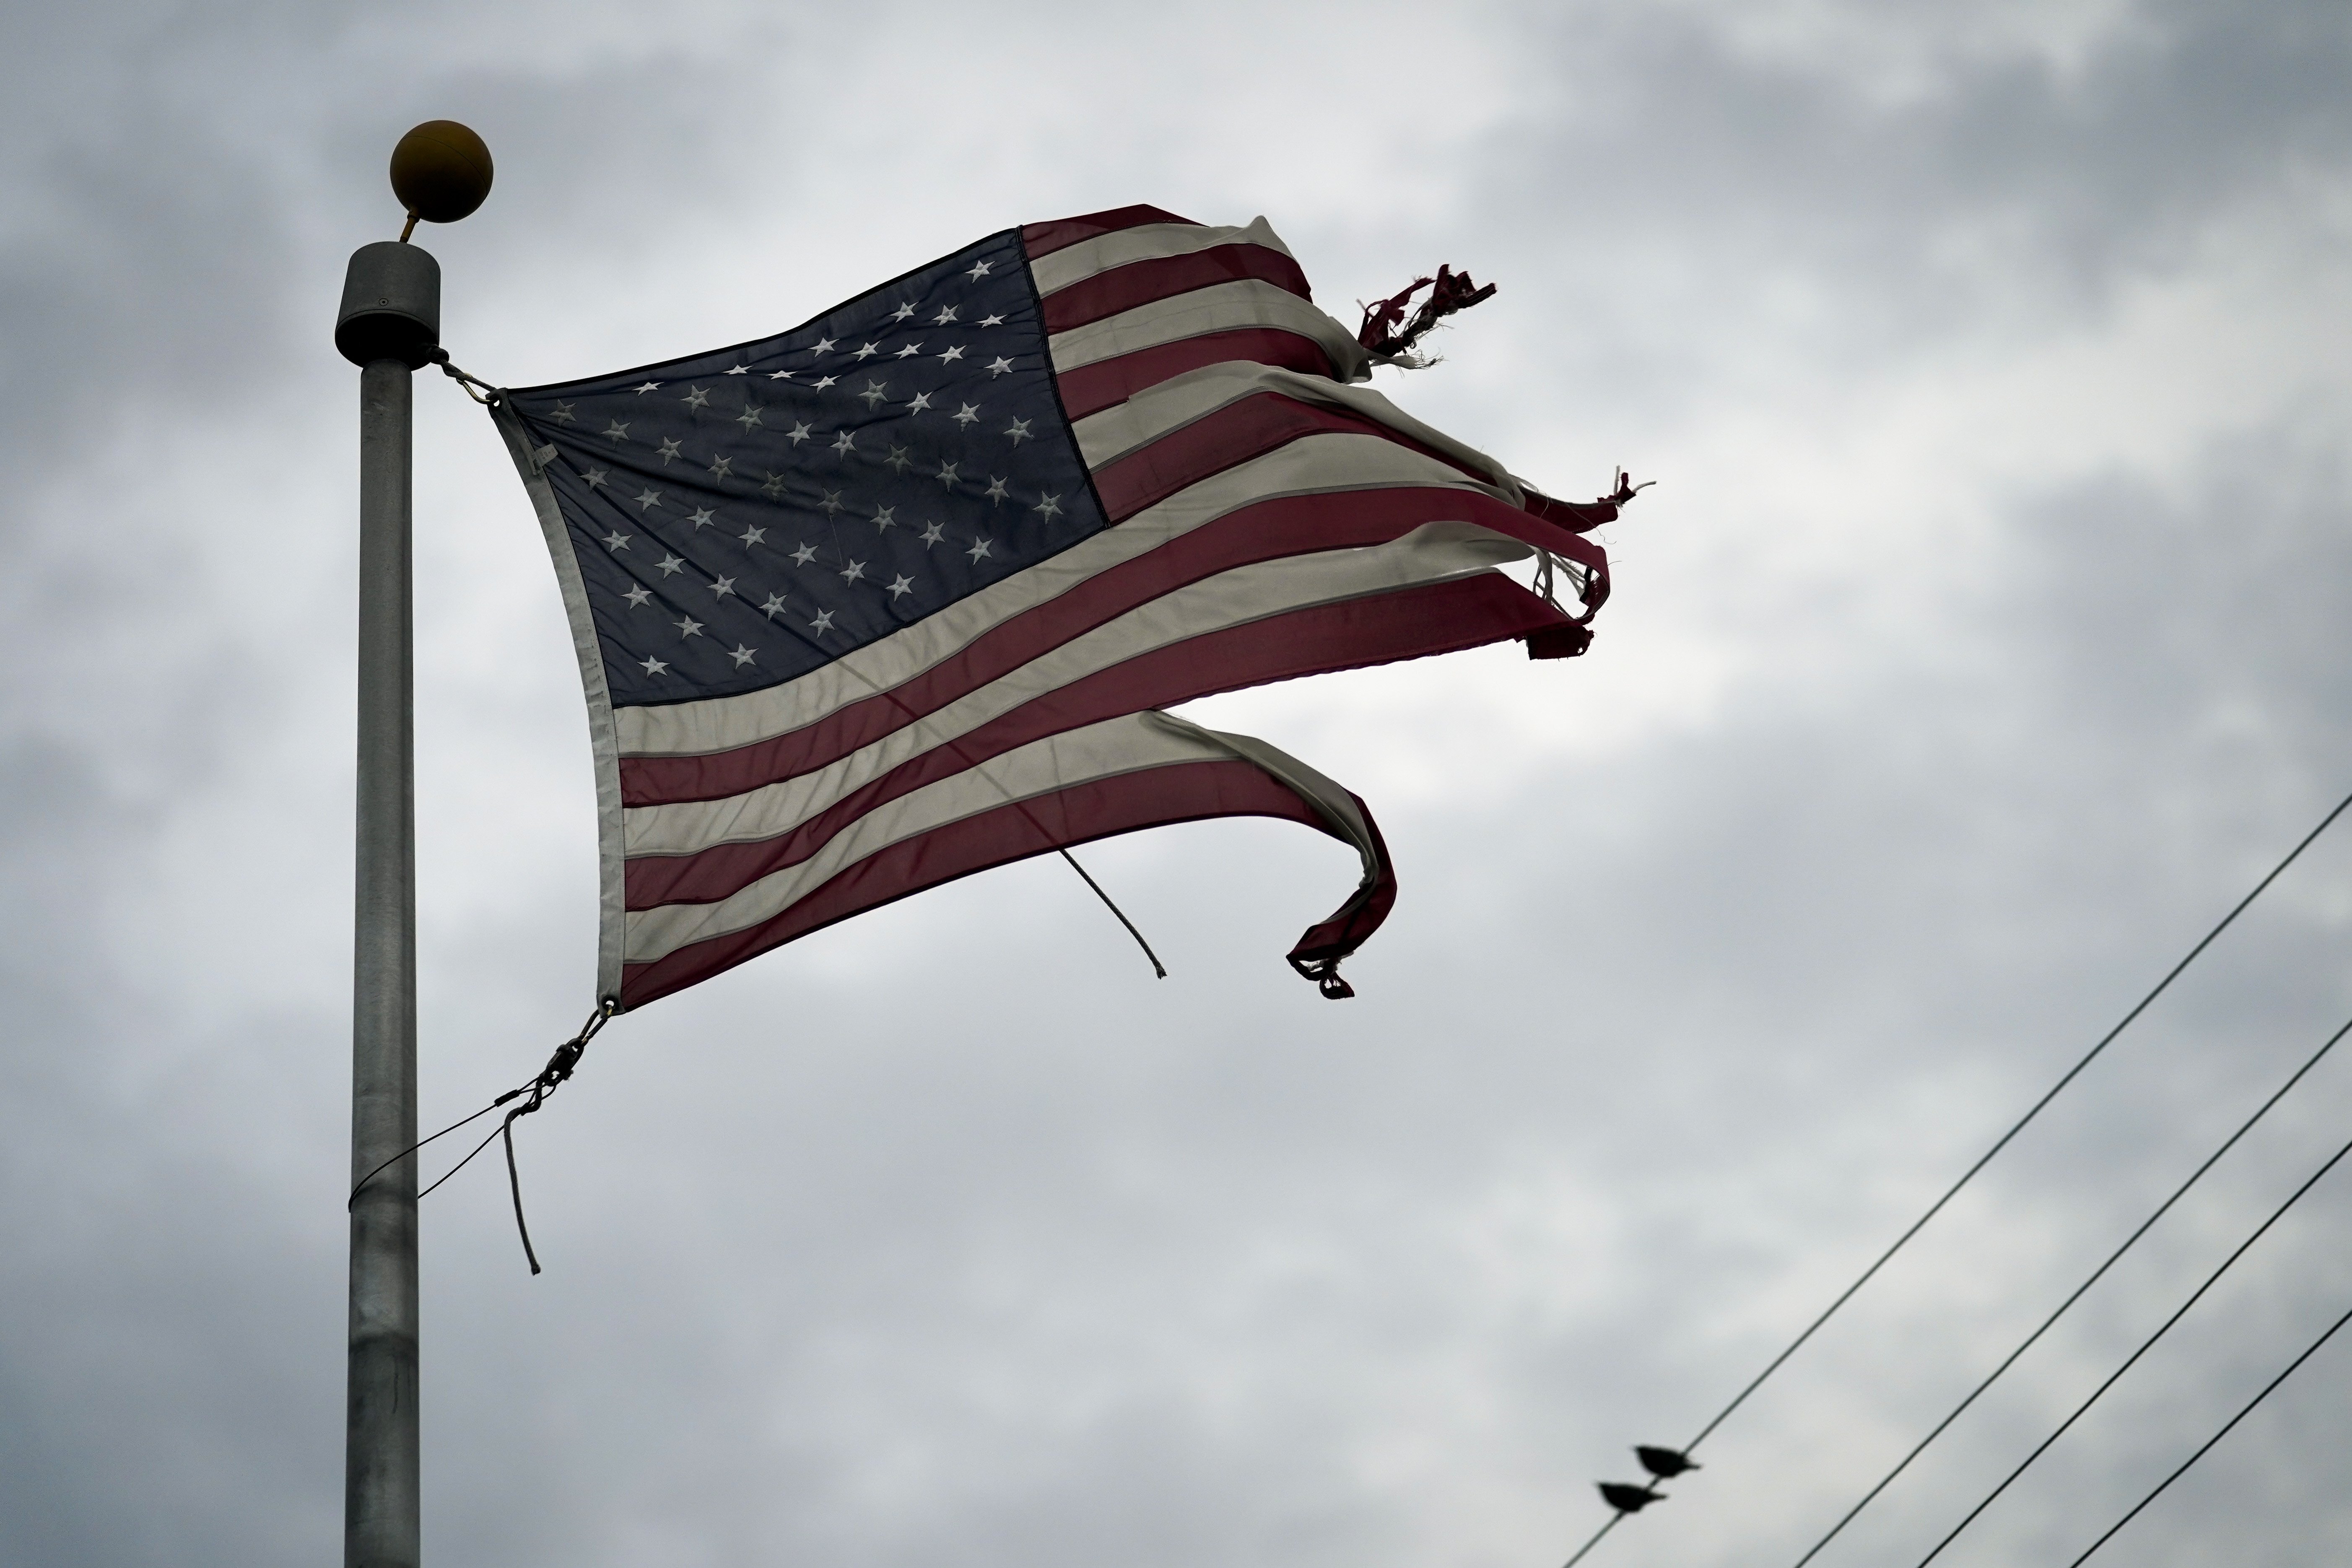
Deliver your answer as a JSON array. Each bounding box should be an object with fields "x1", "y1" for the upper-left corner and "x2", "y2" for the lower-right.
[
  {"x1": 338, "y1": 241, "x2": 433, "y2": 1568},
  {"x1": 334, "y1": 122, "x2": 491, "y2": 1568}
]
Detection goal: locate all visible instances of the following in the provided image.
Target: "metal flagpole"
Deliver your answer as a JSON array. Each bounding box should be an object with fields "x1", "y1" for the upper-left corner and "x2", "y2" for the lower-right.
[{"x1": 333, "y1": 122, "x2": 492, "y2": 1568}]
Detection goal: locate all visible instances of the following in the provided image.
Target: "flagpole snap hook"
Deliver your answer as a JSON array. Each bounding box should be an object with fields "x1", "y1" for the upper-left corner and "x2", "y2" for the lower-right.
[{"x1": 427, "y1": 348, "x2": 501, "y2": 406}]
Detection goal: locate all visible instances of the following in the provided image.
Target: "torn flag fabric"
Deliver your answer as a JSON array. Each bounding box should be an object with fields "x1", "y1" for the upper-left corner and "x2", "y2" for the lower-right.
[{"x1": 492, "y1": 205, "x2": 1621, "y2": 1011}]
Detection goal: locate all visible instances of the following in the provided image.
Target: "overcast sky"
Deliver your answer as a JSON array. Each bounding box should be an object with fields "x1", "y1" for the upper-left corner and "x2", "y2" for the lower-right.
[{"x1": 5, "y1": 3, "x2": 2352, "y2": 1565}]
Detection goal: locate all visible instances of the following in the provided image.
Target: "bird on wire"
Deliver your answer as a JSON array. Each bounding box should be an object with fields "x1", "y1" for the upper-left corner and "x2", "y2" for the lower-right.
[{"x1": 1636, "y1": 1446, "x2": 1700, "y2": 1480}]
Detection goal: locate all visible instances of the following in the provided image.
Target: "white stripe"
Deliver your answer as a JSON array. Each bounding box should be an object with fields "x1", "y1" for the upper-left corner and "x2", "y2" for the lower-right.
[
  {"x1": 1140, "y1": 711, "x2": 1375, "y2": 885},
  {"x1": 615, "y1": 433, "x2": 1513, "y2": 758},
  {"x1": 1072, "y1": 360, "x2": 1524, "y2": 500},
  {"x1": 1028, "y1": 218, "x2": 1296, "y2": 298},
  {"x1": 622, "y1": 521, "x2": 1528, "y2": 857},
  {"x1": 626, "y1": 712, "x2": 1317, "y2": 965},
  {"x1": 1044, "y1": 279, "x2": 1370, "y2": 382}
]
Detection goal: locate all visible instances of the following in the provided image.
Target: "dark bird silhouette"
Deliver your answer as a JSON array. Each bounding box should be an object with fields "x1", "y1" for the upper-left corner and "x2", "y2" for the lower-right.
[
  {"x1": 1598, "y1": 1482, "x2": 1663, "y2": 1513},
  {"x1": 1636, "y1": 1446, "x2": 1701, "y2": 1479}
]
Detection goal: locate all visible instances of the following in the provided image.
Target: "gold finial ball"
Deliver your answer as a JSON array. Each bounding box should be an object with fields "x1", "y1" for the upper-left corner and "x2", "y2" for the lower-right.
[{"x1": 389, "y1": 120, "x2": 493, "y2": 225}]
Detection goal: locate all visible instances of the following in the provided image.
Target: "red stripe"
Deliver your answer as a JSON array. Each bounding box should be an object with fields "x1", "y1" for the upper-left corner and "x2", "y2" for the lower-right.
[
  {"x1": 1054, "y1": 328, "x2": 1337, "y2": 420},
  {"x1": 1524, "y1": 490, "x2": 1617, "y2": 535},
  {"x1": 621, "y1": 484, "x2": 1592, "y2": 808},
  {"x1": 1040, "y1": 244, "x2": 1311, "y2": 334},
  {"x1": 620, "y1": 758, "x2": 1344, "y2": 1008},
  {"x1": 1092, "y1": 392, "x2": 1490, "y2": 522},
  {"x1": 1022, "y1": 205, "x2": 1199, "y2": 260},
  {"x1": 1288, "y1": 792, "x2": 1395, "y2": 971},
  {"x1": 624, "y1": 573, "x2": 1558, "y2": 912}
]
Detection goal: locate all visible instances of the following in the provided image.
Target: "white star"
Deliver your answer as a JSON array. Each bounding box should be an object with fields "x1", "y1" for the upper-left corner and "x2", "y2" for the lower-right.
[
  {"x1": 890, "y1": 303, "x2": 917, "y2": 322},
  {"x1": 767, "y1": 369, "x2": 794, "y2": 380},
  {"x1": 967, "y1": 537, "x2": 994, "y2": 562},
  {"x1": 935, "y1": 460, "x2": 961, "y2": 488},
  {"x1": 885, "y1": 445, "x2": 913, "y2": 474},
  {"x1": 709, "y1": 575, "x2": 736, "y2": 598},
  {"x1": 894, "y1": 343, "x2": 924, "y2": 359},
  {"x1": 872, "y1": 505, "x2": 898, "y2": 530},
  {"x1": 984, "y1": 475, "x2": 1010, "y2": 503},
  {"x1": 832, "y1": 431, "x2": 857, "y2": 456},
  {"x1": 810, "y1": 609, "x2": 836, "y2": 633},
  {"x1": 550, "y1": 401, "x2": 577, "y2": 423},
  {"x1": 985, "y1": 356, "x2": 1014, "y2": 377},
  {"x1": 656, "y1": 437, "x2": 682, "y2": 465},
  {"x1": 639, "y1": 655, "x2": 669, "y2": 675},
  {"x1": 933, "y1": 305, "x2": 961, "y2": 324},
  {"x1": 633, "y1": 488, "x2": 663, "y2": 511},
  {"x1": 602, "y1": 530, "x2": 631, "y2": 551},
  {"x1": 906, "y1": 390, "x2": 933, "y2": 413},
  {"x1": 682, "y1": 386, "x2": 711, "y2": 410},
  {"x1": 631, "y1": 384, "x2": 659, "y2": 395},
  {"x1": 791, "y1": 543, "x2": 820, "y2": 565},
  {"x1": 966, "y1": 259, "x2": 993, "y2": 281},
  {"x1": 725, "y1": 363, "x2": 749, "y2": 376},
  {"x1": 919, "y1": 521, "x2": 946, "y2": 548},
  {"x1": 787, "y1": 421, "x2": 813, "y2": 446},
  {"x1": 858, "y1": 381, "x2": 888, "y2": 409},
  {"x1": 759, "y1": 593, "x2": 787, "y2": 619},
  {"x1": 657, "y1": 554, "x2": 685, "y2": 576},
  {"x1": 839, "y1": 559, "x2": 867, "y2": 583},
  {"x1": 810, "y1": 375, "x2": 838, "y2": 390},
  {"x1": 674, "y1": 614, "x2": 704, "y2": 638},
  {"x1": 818, "y1": 490, "x2": 845, "y2": 515},
  {"x1": 953, "y1": 403, "x2": 980, "y2": 427},
  {"x1": 888, "y1": 574, "x2": 914, "y2": 600},
  {"x1": 737, "y1": 406, "x2": 763, "y2": 432},
  {"x1": 938, "y1": 345, "x2": 966, "y2": 364},
  {"x1": 707, "y1": 453, "x2": 734, "y2": 479},
  {"x1": 583, "y1": 468, "x2": 608, "y2": 488},
  {"x1": 1003, "y1": 418, "x2": 1033, "y2": 445},
  {"x1": 739, "y1": 524, "x2": 767, "y2": 546},
  {"x1": 686, "y1": 506, "x2": 716, "y2": 529},
  {"x1": 811, "y1": 337, "x2": 835, "y2": 356},
  {"x1": 603, "y1": 420, "x2": 630, "y2": 442},
  {"x1": 979, "y1": 312, "x2": 1006, "y2": 327},
  {"x1": 1033, "y1": 492, "x2": 1064, "y2": 521},
  {"x1": 728, "y1": 644, "x2": 758, "y2": 667},
  {"x1": 762, "y1": 472, "x2": 788, "y2": 498},
  {"x1": 852, "y1": 343, "x2": 880, "y2": 361},
  {"x1": 623, "y1": 584, "x2": 652, "y2": 607}
]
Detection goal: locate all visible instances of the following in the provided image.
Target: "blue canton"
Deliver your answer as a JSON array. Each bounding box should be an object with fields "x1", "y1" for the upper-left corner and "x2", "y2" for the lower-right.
[{"x1": 503, "y1": 229, "x2": 1105, "y2": 708}]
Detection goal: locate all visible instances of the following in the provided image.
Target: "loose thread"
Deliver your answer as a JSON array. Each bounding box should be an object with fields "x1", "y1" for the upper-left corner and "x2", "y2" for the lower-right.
[{"x1": 1060, "y1": 848, "x2": 1167, "y2": 978}]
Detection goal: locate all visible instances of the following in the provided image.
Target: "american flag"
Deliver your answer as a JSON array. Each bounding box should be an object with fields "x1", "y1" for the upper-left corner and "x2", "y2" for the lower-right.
[{"x1": 493, "y1": 205, "x2": 1620, "y2": 1011}]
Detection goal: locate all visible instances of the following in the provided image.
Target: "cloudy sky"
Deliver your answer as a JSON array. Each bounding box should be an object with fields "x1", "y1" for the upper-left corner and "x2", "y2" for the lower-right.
[{"x1": 6, "y1": 2, "x2": 2352, "y2": 1565}]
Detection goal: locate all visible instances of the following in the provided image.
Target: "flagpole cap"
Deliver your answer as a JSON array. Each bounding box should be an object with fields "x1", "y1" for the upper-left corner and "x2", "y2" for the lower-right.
[
  {"x1": 336, "y1": 240, "x2": 441, "y2": 369},
  {"x1": 390, "y1": 120, "x2": 494, "y2": 226}
]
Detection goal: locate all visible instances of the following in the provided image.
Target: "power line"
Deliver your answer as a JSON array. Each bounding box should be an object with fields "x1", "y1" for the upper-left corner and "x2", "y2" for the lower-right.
[
  {"x1": 1677, "y1": 786, "x2": 2352, "y2": 1461},
  {"x1": 1912, "y1": 1116, "x2": 2352, "y2": 1566},
  {"x1": 1781, "y1": 1010, "x2": 2352, "y2": 1567},
  {"x1": 1551, "y1": 786, "x2": 2352, "y2": 1568},
  {"x1": 1557, "y1": 1511, "x2": 1621, "y2": 1568},
  {"x1": 2065, "y1": 1295, "x2": 2352, "y2": 1566}
]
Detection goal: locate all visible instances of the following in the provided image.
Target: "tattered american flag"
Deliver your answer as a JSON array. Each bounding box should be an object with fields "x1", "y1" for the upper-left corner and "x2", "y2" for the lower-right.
[{"x1": 492, "y1": 204, "x2": 1620, "y2": 1012}]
